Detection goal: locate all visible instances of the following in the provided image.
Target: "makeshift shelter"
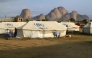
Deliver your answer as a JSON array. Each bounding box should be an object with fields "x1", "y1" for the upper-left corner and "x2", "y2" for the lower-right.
[
  {"x1": 61, "y1": 22, "x2": 79, "y2": 32},
  {"x1": 0, "y1": 22, "x2": 27, "y2": 34},
  {"x1": 17, "y1": 21, "x2": 67, "y2": 38},
  {"x1": 83, "y1": 22, "x2": 92, "y2": 34}
]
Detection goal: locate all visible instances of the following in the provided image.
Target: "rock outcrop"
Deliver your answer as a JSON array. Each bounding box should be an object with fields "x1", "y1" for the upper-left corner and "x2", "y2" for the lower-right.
[
  {"x1": 20, "y1": 6, "x2": 90, "y2": 21},
  {"x1": 62, "y1": 11, "x2": 78, "y2": 21},
  {"x1": 62, "y1": 13, "x2": 71, "y2": 21},
  {"x1": 70, "y1": 11, "x2": 78, "y2": 20},
  {"x1": 33, "y1": 14, "x2": 45, "y2": 21},
  {"x1": 20, "y1": 9, "x2": 32, "y2": 21},
  {"x1": 57, "y1": 7, "x2": 68, "y2": 15},
  {"x1": 46, "y1": 7, "x2": 68, "y2": 21},
  {"x1": 62, "y1": 11, "x2": 89, "y2": 21},
  {"x1": 77, "y1": 14, "x2": 89, "y2": 21},
  {"x1": 46, "y1": 6, "x2": 90, "y2": 21}
]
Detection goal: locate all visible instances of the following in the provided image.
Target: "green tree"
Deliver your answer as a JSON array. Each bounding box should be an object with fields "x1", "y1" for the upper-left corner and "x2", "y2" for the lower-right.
[
  {"x1": 42, "y1": 16, "x2": 49, "y2": 21},
  {"x1": 26, "y1": 19, "x2": 29, "y2": 22},
  {"x1": 57, "y1": 20, "x2": 62, "y2": 23},
  {"x1": 82, "y1": 19, "x2": 89, "y2": 24},
  {"x1": 42, "y1": 19, "x2": 46, "y2": 21},
  {"x1": 57, "y1": 18, "x2": 64, "y2": 23},
  {"x1": 69, "y1": 18, "x2": 75, "y2": 22},
  {"x1": 45, "y1": 16, "x2": 49, "y2": 21}
]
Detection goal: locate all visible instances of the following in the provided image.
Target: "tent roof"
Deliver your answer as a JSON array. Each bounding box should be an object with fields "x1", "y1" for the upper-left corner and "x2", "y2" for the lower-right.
[
  {"x1": 84, "y1": 22, "x2": 92, "y2": 28},
  {"x1": 61, "y1": 22, "x2": 79, "y2": 28},
  {"x1": 42, "y1": 21, "x2": 67, "y2": 30},
  {"x1": 0, "y1": 22, "x2": 27, "y2": 29},
  {"x1": 20, "y1": 21, "x2": 67, "y2": 30}
]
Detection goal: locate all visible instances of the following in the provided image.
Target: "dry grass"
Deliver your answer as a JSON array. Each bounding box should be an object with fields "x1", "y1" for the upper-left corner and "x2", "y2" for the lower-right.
[{"x1": 0, "y1": 34, "x2": 92, "y2": 58}]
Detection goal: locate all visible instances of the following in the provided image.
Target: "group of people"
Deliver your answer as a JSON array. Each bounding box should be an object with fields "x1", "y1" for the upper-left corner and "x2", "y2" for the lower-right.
[
  {"x1": 53, "y1": 30, "x2": 61, "y2": 38},
  {"x1": 7, "y1": 28, "x2": 17, "y2": 39}
]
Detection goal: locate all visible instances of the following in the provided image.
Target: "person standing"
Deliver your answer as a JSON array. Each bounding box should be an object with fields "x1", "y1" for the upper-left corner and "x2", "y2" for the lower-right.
[
  {"x1": 53, "y1": 30, "x2": 57, "y2": 37},
  {"x1": 14, "y1": 28, "x2": 17, "y2": 37},
  {"x1": 56, "y1": 31, "x2": 60, "y2": 38}
]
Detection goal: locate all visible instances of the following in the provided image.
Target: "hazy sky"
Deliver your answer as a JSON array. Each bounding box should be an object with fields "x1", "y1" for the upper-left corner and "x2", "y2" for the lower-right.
[{"x1": 0, "y1": 0, "x2": 92, "y2": 19}]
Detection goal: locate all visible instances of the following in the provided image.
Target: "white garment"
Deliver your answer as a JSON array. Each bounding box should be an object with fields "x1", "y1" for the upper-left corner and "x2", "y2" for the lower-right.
[{"x1": 56, "y1": 31, "x2": 60, "y2": 37}]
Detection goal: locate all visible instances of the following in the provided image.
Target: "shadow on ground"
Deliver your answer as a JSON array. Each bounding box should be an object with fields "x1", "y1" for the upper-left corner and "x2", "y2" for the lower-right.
[{"x1": 0, "y1": 41, "x2": 92, "y2": 58}]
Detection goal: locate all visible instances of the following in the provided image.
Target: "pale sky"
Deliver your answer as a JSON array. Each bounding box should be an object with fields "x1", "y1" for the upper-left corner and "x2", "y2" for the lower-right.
[{"x1": 0, "y1": 0, "x2": 92, "y2": 19}]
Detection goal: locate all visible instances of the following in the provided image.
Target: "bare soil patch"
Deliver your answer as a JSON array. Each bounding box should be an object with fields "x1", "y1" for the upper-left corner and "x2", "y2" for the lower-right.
[{"x1": 0, "y1": 34, "x2": 92, "y2": 58}]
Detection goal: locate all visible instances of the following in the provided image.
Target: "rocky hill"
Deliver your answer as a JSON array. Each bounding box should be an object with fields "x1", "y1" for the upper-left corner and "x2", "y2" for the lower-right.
[
  {"x1": 61, "y1": 10, "x2": 89, "y2": 21},
  {"x1": 46, "y1": 7, "x2": 89, "y2": 21},
  {"x1": 20, "y1": 7, "x2": 90, "y2": 21},
  {"x1": 20, "y1": 9, "x2": 32, "y2": 21},
  {"x1": 46, "y1": 7, "x2": 68, "y2": 21},
  {"x1": 33, "y1": 14, "x2": 45, "y2": 21}
]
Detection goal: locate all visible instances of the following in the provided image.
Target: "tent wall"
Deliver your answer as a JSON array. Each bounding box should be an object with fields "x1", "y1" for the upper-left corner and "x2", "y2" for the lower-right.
[
  {"x1": 60, "y1": 30, "x2": 66, "y2": 37},
  {"x1": 22, "y1": 30, "x2": 54, "y2": 38},
  {"x1": 0, "y1": 29, "x2": 14, "y2": 34},
  {"x1": 68, "y1": 28, "x2": 79, "y2": 32},
  {"x1": 83, "y1": 28, "x2": 90, "y2": 34},
  {"x1": 42, "y1": 30, "x2": 54, "y2": 38},
  {"x1": 83, "y1": 22, "x2": 92, "y2": 34},
  {"x1": 23, "y1": 30, "x2": 32, "y2": 37},
  {"x1": 22, "y1": 30, "x2": 40, "y2": 38},
  {"x1": 0, "y1": 22, "x2": 26, "y2": 34},
  {"x1": 90, "y1": 28, "x2": 92, "y2": 34},
  {"x1": 16, "y1": 21, "x2": 67, "y2": 38},
  {"x1": 31, "y1": 31, "x2": 40, "y2": 38},
  {"x1": 17, "y1": 29, "x2": 24, "y2": 38},
  {"x1": 0, "y1": 29, "x2": 7, "y2": 34},
  {"x1": 18, "y1": 30, "x2": 66, "y2": 38}
]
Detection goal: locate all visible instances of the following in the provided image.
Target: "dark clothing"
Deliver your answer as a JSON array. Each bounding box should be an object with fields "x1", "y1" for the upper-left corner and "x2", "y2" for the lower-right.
[
  {"x1": 53, "y1": 31, "x2": 57, "y2": 37},
  {"x1": 14, "y1": 28, "x2": 17, "y2": 37},
  {"x1": 14, "y1": 32, "x2": 17, "y2": 37}
]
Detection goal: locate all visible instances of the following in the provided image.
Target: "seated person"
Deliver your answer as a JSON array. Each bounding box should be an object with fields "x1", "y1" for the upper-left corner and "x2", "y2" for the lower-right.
[{"x1": 8, "y1": 30, "x2": 13, "y2": 39}]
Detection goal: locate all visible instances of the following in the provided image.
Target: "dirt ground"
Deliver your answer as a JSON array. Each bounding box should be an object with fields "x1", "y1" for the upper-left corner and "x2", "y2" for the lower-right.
[{"x1": 0, "y1": 34, "x2": 92, "y2": 58}]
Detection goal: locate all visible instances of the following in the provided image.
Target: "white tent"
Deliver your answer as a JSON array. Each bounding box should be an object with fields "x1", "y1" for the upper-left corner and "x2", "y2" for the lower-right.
[
  {"x1": 61, "y1": 22, "x2": 79, "y2": 32},
  {"x1": 0, "y1": 22, "x2": 27, "y2": 34},
  {"x1": 17, "y1": 21, "x2": 67, "y2": 38},
  {"x1": 83, "y1": 22, "x2": 92, "y2": 34}
]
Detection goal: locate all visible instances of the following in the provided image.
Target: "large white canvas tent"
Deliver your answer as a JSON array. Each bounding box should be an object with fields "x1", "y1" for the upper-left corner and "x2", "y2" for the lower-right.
[
  {"x1": 17, "y1": 21, "x2": 67, "y2": 38},
  {"x1": 61, "y1": 22, "x2": 79, "y2": 32},
  {"x1": 0, "y1": 22, "x2": 27, "y2": 34},
  {"x1": 83, "y1": 22, "x2": 92, "y2": 34}
]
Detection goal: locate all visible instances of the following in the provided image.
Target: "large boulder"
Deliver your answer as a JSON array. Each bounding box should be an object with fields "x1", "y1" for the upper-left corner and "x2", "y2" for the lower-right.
[
  {"x1": 70, "y1": 11, "x2": 78, "y2": 20},
  {"x1": 20, "y1": 7, "x2": 90, "y2": 21},
  {"x1": 62, "y1": 13, "x2": 71, "y2": 21},
  {"x1": 77, "y1": 14, "x2": 90, "y2": 21},
  {"x1": 33, "y1": 14, "x2": 45, "y2": 21},
  {"x1": 20, "y1": 9, "x2": 32, "y2": 21},
  {"x1": 46, "y1": 8, "x2": 62, "y2": 21},
  {"x1": 58, "y1": 7, "x2": 68, "y2": 15},
  {"x1": 46, "y1": 6, "x2": 90, "y2": 21}
]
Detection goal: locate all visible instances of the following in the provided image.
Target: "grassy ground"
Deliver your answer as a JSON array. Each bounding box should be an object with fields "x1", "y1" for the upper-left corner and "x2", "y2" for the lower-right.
[{"x1": 0, "y1": 34, "x2": 92, "y2": 58}]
